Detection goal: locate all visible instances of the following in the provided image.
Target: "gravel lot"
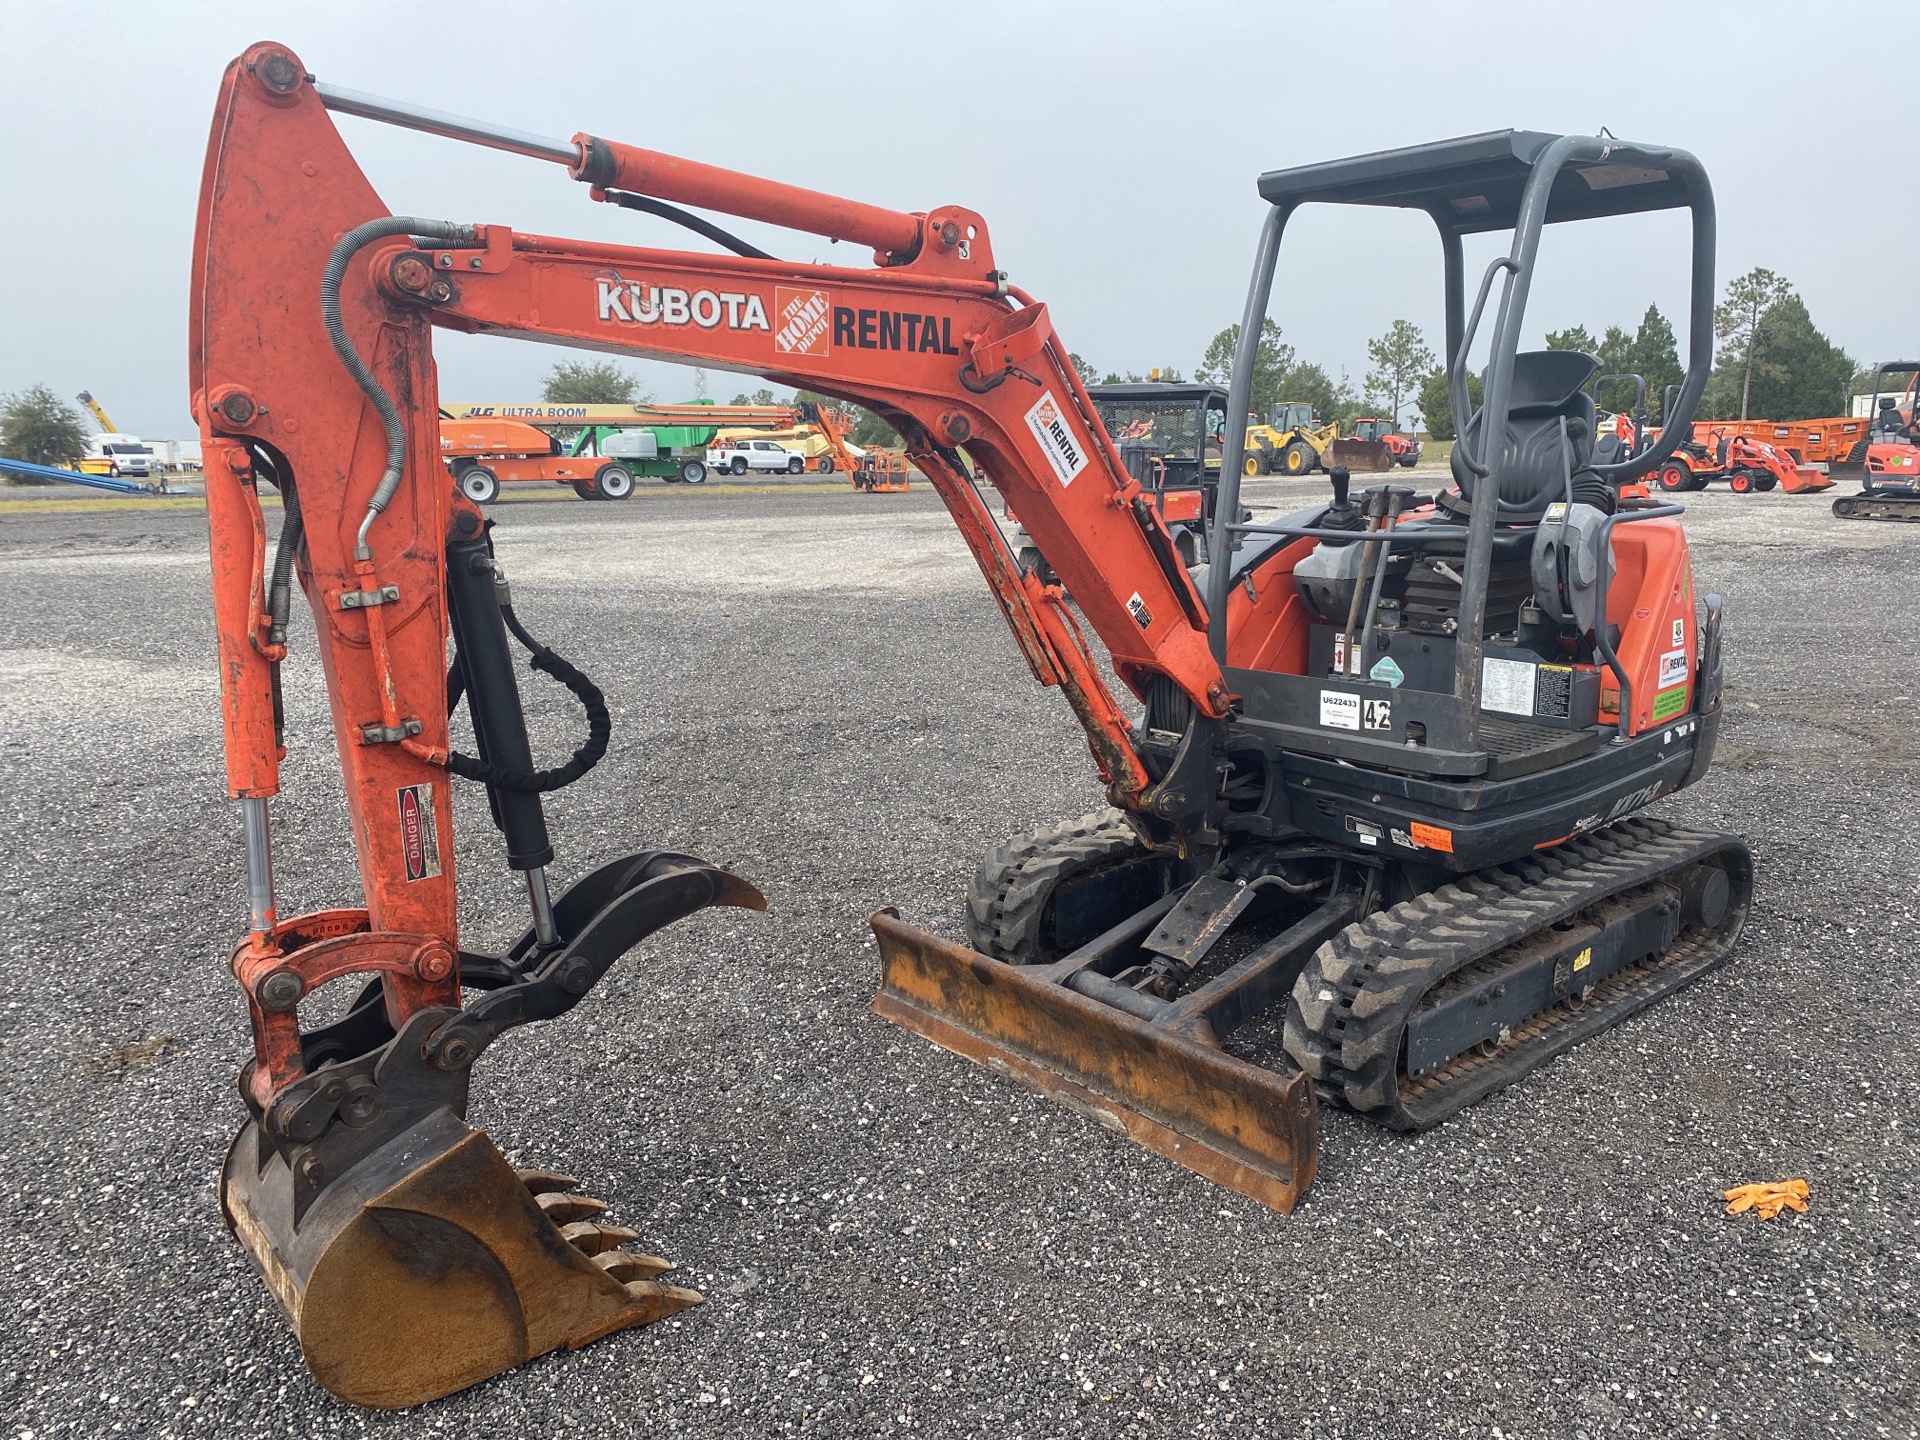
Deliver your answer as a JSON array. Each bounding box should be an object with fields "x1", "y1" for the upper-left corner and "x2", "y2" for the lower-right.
[{"x1": 0, "y1": 476, "x2": 1914, "y2": 1439}]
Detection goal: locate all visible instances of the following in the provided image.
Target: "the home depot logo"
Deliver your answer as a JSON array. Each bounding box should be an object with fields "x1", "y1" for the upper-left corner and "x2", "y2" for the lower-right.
[
  {"x1": 1025, "y1": 391, "x2": 1089, "y2": 487},
  {"x1": 397, "y1": 783, "x2": 442, "y2": 882},
  {"x1": 774, "y1": 287, "x2": 832, "y2": 356}
]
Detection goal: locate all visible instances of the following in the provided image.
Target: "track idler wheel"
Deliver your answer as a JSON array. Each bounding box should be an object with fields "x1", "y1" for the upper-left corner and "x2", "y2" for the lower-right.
[{"x1": 222, "y1": 1108, "x2": 700, "y2": 1408}]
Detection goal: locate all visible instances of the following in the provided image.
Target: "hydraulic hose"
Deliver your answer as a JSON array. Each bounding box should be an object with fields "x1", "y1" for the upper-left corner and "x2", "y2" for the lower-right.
[
  {"x1": 319, "y1": 215, "x2": 479, "y2": 557},
  {"x1": 602, "y1": 189, "x2": 775, "y2": 260},
  {"x1": 265, "y1": 469, "x2": 303, "y2": 647},
  {"x1": 445, "y1": 603, "x2": 610, "y2": 793}
]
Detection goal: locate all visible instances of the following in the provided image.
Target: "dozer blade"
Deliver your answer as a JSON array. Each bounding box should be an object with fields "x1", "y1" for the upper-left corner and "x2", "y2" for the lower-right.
[
  {"x1": 1327, "y1": 438, "x2": 1394, "y2": 472},
  {"x1": 868, "y1": 909, "x2": 1317, "y2": 1213},
  {"x1": 223, "y1": 1106, "x2": 700, "y2": 1409}
]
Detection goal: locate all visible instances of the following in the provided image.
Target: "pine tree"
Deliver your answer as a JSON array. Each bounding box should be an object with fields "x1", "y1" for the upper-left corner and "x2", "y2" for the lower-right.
[{"x1": 1363, "y1": 321, "x2": 1435, "y2": 428}]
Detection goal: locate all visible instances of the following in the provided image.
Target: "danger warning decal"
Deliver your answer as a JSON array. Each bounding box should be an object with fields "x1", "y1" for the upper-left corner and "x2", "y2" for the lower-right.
[
  {"x1": 397, "y1": 783, "x2": 442, "y2": 882},
  {"x1": 1025, "y1": 390, "x2": 1089, "y2": 487},
  {"x1": 774, "y1": 287, "x2": 832, "y2": 356}
]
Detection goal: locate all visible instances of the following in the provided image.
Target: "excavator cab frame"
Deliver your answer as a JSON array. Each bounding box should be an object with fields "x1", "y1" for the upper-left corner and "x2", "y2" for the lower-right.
[
  {"x1": 1088, "y1": 381, "x2": 1229, "y2": 560},
  {"x1": 895, "y1": 129, "x2": 1746, "y2": 1217}
]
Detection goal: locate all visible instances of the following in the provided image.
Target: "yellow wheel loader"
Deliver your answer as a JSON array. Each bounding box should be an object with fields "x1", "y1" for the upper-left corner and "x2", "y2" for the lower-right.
[{"x1": 1244, "y1": 401, "x2": 1344, "y2": 475}]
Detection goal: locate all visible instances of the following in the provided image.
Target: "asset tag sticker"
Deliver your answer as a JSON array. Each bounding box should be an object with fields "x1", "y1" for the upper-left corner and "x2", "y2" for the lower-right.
[
  {"x1": 397, "y1": 783, "x2": 442, "y2": 882},
  {"x1": 1319, "y1": 690, "x2": 1361, "y2": 730},
  {"x1": 1481, "y1": 656, "x2": 1537, "y2": 716},
  {"x1": 1346, "y1": 817, "x2": 1383, "y2": 847},
  {"x1": 1024, "y1": 390, "x2": 1090, "y2": 487},
  {"x1": 1369, "y1": 655, "x2": 1405, "y2": 688},
  {"x1": 1657, "y1": 648, "x2": 1689, "y2": 688}
]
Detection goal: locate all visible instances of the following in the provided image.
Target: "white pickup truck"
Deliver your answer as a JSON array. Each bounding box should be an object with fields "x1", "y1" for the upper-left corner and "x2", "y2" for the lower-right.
[{"x1": 704, "y1": 438, "x2": 805, "y2": 475}]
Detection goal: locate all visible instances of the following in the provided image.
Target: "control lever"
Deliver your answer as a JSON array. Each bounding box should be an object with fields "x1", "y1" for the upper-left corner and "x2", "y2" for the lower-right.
[{"x1": 1320, "y1": 466, "x2": 1365, "y2": 536}]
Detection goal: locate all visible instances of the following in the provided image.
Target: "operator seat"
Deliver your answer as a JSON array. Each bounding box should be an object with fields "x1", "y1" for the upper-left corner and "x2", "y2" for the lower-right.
[
  {"x1": 1873, "y1": 397, "x2": 1909, "y2": 442},
  {"x1": 1449, "y1": 349, "x2": 1603, "y2": 520}
]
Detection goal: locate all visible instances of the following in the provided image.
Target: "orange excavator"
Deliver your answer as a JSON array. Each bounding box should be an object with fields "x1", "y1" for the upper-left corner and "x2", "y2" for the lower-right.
[
  {"x1": 1831, "y1": 362, "x2": 1920, "y2": 519},
  {"x1": 192, "y1": 46, "x2": 1748, "y2": 1410}
]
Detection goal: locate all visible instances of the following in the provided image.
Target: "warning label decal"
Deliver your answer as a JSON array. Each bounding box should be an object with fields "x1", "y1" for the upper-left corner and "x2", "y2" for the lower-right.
[{"x1": 398, "y1": 783, "x2": 442, "y2": 882}]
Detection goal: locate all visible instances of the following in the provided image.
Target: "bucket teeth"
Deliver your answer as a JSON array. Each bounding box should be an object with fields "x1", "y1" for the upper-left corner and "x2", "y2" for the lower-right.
[
  {"x1": 622, "y1": 1281, "x2": 705, "y2": 1322},
  {"x1": 536, "y1": 1189, "x2": 610, "y2": 1222},
  {"x1": 594, "y1": 1250, "x2": 676, "y2": 1282},
  {"x1": 560, "y1": 1220, "x2": 641, "y2": 1255},
  {"x1": 516, "y1": 1167, "x2": 583, "y2": 1194}
]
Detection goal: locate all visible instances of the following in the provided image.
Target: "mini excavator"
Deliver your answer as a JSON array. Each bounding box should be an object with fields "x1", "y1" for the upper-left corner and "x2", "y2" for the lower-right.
[
  {"x1": 1831, "y1": 362, "x2": 1920, "y2": 519},
  {"x1": 192, "y1": 46, "x2": 1748, "y2": 1408}
]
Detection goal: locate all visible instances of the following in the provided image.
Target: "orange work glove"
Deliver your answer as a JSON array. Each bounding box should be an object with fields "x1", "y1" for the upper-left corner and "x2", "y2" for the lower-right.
[{"x1": 1722, "y1": 1179, "x2": 1810, "y2": 1219}]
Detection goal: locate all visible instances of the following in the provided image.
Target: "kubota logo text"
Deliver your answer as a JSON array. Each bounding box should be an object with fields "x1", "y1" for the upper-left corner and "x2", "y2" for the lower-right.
[{"x1": 597, "y1": 279, "x2": 772, "y2": 331}]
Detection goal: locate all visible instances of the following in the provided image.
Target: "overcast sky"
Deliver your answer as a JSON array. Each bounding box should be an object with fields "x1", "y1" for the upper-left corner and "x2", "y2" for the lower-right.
[{"x1": 0, "y1": 0, "x2": 1899, "y2": 440}]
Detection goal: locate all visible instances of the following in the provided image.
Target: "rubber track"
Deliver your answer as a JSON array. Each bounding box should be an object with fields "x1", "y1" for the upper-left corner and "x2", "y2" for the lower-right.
[
  {"x1": 1832, "y1": 493, "x2": 1920, "y2": 521},
  {"x1": 965, "y1": 809, "x2": 1141, "y2": 963},
  {"x1": 1284, "y1": 817, "x2": 1751, "y2": 1131}
]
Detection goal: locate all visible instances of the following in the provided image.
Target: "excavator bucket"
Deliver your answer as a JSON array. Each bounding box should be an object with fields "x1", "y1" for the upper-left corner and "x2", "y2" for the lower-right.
[
  {"x1": 869, "y1": 910, "x2": 1319, "y2": 1212},
  {"x1": 222, "y1": 1109, "x2": 701, "y2": 1409},
  {"x1": 1327, "y1": 438, "x2": 1394, "y2": 472},
  {"x1": 220, "y1": 853, "x2": 764, "y2": 1408}
]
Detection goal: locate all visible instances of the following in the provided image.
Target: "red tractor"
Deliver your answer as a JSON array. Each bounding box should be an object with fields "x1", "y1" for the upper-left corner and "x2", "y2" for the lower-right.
[{"x1": 1348, "y1": 416, "x2": 1422, "y2": 467}]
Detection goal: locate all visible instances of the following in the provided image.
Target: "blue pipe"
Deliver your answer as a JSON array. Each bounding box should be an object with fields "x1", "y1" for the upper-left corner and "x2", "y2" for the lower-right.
[{"x1": 0, "y1": 455, "x2": 154, "y2": 495}]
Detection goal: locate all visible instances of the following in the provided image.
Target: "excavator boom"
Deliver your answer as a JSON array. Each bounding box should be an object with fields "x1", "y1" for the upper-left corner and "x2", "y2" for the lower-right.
[{"x1": 191, "y1": 42, "x2": 1249, "y2": 1408}]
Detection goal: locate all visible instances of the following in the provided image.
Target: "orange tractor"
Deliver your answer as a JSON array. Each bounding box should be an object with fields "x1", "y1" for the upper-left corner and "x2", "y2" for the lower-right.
[
  {"x1": 1652, "y1": 423, "x2": 1831, "y2": 494},
  {"x1": 190, "y1": 47, "x2": 1747, "y2": 1411}
]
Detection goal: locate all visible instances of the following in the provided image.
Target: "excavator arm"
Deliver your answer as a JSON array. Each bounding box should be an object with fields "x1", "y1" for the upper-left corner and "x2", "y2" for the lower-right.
[{"x1": 190, "y1": 42, "x2": 1232, "y2": 1408}]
